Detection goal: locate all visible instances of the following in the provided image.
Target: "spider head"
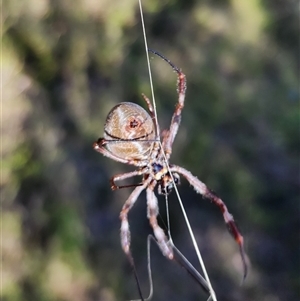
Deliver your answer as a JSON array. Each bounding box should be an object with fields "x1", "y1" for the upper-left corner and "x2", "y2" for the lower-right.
[{"x1": 158, "y1": 172, "x2": 180, "y2": 195}]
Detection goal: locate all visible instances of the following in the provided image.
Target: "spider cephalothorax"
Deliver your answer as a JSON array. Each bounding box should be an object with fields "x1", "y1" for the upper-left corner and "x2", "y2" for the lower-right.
[{"x1": 93, "y1": 49, "x2": 247, "y2": 282}]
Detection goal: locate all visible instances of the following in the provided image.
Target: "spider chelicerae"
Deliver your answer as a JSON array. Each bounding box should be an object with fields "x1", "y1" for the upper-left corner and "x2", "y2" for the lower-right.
[{"x1": 93, "y1": 49, "x2": 247, "y2": 286}]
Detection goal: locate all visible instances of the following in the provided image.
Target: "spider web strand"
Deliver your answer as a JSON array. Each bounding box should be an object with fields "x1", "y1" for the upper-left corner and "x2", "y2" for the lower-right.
[
  {"x1": 138, "y1": 0, "x2": 160, "y2": 140},
  {"x1": 138, "y1": 1, "x2": 218, "y2": 300}
]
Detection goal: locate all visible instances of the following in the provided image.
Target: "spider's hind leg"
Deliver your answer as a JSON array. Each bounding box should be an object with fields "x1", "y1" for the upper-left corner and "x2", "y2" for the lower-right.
[{"x1": 170, "y1": 165, "x2": 248, "y2": 280}]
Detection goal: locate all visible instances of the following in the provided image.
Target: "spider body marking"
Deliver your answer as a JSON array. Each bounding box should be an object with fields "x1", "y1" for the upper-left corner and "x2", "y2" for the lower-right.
[{"x1": 93, "y1": 49, "x2": 248, "y2": 282}]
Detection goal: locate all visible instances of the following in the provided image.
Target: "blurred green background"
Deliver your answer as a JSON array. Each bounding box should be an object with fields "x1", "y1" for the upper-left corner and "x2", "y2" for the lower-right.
[{"x1": 2, "y1": 0, "x2": 299, "y2": 300}]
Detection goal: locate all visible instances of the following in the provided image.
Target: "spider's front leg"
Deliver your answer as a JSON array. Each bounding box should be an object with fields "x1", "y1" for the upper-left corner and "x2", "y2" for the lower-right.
[
  {"x1": 170, "y1": 165, "x2": 248, "y2": 279},
  {"x1": 146, "y1": 182, "x2": 174, "y2": 260}
]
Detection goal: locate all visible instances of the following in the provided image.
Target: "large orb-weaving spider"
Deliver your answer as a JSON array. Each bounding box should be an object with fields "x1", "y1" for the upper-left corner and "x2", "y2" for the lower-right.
[{"x1": 93, "y1": 49, "x2": 247, "y2": 285}]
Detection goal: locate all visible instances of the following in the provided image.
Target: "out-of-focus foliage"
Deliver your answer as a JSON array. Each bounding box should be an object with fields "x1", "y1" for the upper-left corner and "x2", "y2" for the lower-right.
[{"x1": 2, "y1": 0, "x2": 299, "y2": 300}]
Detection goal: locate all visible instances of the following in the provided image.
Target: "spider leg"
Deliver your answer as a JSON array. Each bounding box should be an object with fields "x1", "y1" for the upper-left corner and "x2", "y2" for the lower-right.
[
  {"x1": 119, "y1": 179, "x2": 151, "y2": 300},
  {"x1": 170, "y1": 165, "x2": 248, "y2": 280},
  {"x1": 120, "y1": 179, "x2": 149, "y2": 254},
  {"x1": 146, "y1": 182, "x2": 173, "y2": 260},
  {"x1": 148, "y1": 49, "x2": 186, "y2": 159},
  {"x1": 163, "y1": 70, "x2": 186, "y2": 159},
  {"x1": 146, "y1": 234, "x2": 210, "y2": 297},
  {"x1": 141, "y1": 93, "x2": 160, "y2": 137},
  {"x1": 110, "y1": 169, "x2": 147, "y2": 190}
]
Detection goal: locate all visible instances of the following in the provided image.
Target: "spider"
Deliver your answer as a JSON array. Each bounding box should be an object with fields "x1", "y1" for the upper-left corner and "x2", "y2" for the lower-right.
[{"x1": 93, "y1": 49, "x2": 247, "y2": 286}]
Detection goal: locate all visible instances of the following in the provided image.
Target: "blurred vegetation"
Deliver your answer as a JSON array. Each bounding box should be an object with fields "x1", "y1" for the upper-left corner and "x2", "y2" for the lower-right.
[{"x1": 2, "y1": 0, "x2": 299, "y2": 300}]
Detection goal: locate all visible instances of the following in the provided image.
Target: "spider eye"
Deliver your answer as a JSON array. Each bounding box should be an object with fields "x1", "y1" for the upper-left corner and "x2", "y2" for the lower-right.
[{"x1": 103, "y1": 102, "x2": 156, "y2": 161}]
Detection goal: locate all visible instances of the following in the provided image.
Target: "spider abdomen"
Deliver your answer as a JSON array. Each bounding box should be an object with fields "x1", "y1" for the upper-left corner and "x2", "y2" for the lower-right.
[{"x1": 104, "y1": 102, "x2": 156, "y2": 160}]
